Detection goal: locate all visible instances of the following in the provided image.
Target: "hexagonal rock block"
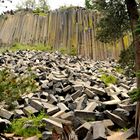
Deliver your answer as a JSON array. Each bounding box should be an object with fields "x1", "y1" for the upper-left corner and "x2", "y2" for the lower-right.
[
  {"x1": 0, "y1": 109, "x2": 13, "y2": 120},
  {"x1": 23, "y1": 106, "x2": 38, "y2": 116}
]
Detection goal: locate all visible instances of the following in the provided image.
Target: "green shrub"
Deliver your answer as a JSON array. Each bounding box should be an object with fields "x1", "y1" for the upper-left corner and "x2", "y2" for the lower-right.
[
  {"x1": 0, "y1": 69, "x2": 38, "y2": 110},
  {"x1": 59, "y1": 5, "x2": 76, "y2": 11},
  {"x1": 129, "y1": 88, "x2": 140, "y2": 102},
  {"x1": 59, "y1": 47, "x2": 67, "y2": 54},
  {"x1": 118, "y1": 44, "x2": 135, "y2": 77},
  {"x1": 114, "y1": 66, "x2": 124, "y2": 74},
  {"x1": 34, "y1": 44, "x2": 53, "y2": 52},
  {"x1": 7, "y1": 112, "x2": 47, "y2": 138},
  {"x1": 33, "y1": 8, "x2": 47, "y2": 16},
  {"x1": 100, "y1": 74, "x2": 117, "y2": 86},
  {"x1": 10, "y1": 43, "x2": 53, "y2": 52},
  {"x1": 69, "y1": 46, "x2": 77, "y2": 56}
]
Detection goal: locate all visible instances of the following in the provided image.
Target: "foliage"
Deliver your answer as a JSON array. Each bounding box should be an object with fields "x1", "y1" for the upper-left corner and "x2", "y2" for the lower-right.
[
  {"x1": 118, "y1": 12, "x2": 140, "y2": 77},
  {"x1": 37, "y1": 0, "x2": 50, "y2": 12},
  {"x1": 114, "y1": 66, "x2": 124, "y2": 74},
  {"x1": 85, "y1": 0, "x2": 130, "y2": 43},
  {"x1": 136, "y1": 70, "x2": 140, "y2": 78},
  {"x1": 0, "y1": 69, "x2": 38, "y2": 109},
  {"x1": 10, "y1": 43, "x2": 53, "y2": 52},
  {"x1": 58, "y1": 46, "x2": 77, "y2": 56},
  {"x1": 16, "y1": 0, "x2": 49, "y2": 13},
  {"x1": 118, "y1": 44, "x2": 135, "y2": 77},
  {"x1": 0, "y1": 43, "x2": 77, "y2": 56},
  {"x1": 59, "y1": 47, "x2": 67, "y2": 54},
  {"x1": 6, "y1": 112, "x2": 47, "y2": 138},
  {"x1": 100, "y1": 73, "x2": 117, "y2": 86},
  {"x1": 129, "y1": 88, "x2": 140, "y2": 102},
  {"x1": 59, "y1": 5, "x2": 76, "y2": 11},
  {"x1": 85, "y1": 0, "x2": 94, "y2": 10},
  {"x1": 69, "y1": 46, "x2": 77, "y2": 56},
  {"x1": 33, "y1": 8, "x2": 47, "y2": 16},
  {"x1": 16, "y1": 0, "x2": 36, "y2": 10}
]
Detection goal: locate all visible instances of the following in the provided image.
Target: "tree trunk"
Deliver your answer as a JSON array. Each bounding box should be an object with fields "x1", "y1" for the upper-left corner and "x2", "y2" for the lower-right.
[
  {"x1": 125, "y1": 0, "x2": 140, "y2": 138},
  {"x1": 121, "y1": 37, "x2": 125, "y2": 50}
]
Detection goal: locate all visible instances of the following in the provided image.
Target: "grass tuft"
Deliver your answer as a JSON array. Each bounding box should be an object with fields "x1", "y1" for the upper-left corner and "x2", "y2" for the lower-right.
[
  {"x1": 6, "y1": 112, "x2": 47, "y2": 138},
  {"x1": 115, "y1": 66, "x2": 124, "y2": 74},
  {"x1": 100, "y1": 74, "x2": 117, "y2": 86}
]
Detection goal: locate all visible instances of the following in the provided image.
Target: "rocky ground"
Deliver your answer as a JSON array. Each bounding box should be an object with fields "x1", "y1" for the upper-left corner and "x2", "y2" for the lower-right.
[{"x1": 0, "y1": 50, "x2": 137, "y2": 140}]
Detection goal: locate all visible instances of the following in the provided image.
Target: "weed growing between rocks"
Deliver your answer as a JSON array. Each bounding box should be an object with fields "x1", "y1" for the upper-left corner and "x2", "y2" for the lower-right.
[
  {"x1": 129, "y1": 88, "x2": 140, "y2": 102},
  {"x1": 100, "y1": 74, "x2": 117, "y2": 86},
  {"x1": 0, "y1": 69, "x2": 38, "y2": 110},
  {"x1": 6, "y1": 112, "x2": 47, "y2": 138},
  {"x1": 114, "y1": 66, "x2": 124, "y2": 74}
]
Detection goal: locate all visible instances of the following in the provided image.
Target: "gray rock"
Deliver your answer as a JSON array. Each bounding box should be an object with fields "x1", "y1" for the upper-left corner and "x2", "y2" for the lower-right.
[
  {"x1": 60, "y1": 111, "x2": 74, "y2": 120},
  {"x1": 105, "y1": 110, "x2": 128, "y2": 128},
  {"x1": 74, "y1": 110, "x2": 96, "y2": 120},
  {"x1": 40, "y1": 92, "x2": 49, "y2": 99},
  {"x1": 30, "y1": 100, "x2": 43, "y2": 111},
  {"x1": 57, "y1": 96, "x2": 65, "y2": 102},
  {"x1": 0, "y1": 118, "x2": 11, "y2": 132},
  {"x1": 76, "y1": 94, "x2": 87, "y2": 110},
  {"x1": 14, "y1": 109, "x2": 24, "y2": 118},
  {"x1": 42, "y1": 131, "x2": 52, "y2": 140},
  {"x1": 87, "y1": 121, "x2": 107, "y2": 140},
  {"x1": 41, "y1": 83, "x2": 49, "y2": 89},
  {"x1": 91, "y1": 87, "x2": 106, "y2": 96},
  {"x1": 65, "y1": 94, "x2": 73, "y2": 102},
  {"x1": 0, "y1": 109, "x2": 13, "y2": 120},
  {"x1": 113, "y1": 108, "x2": 130, "y2": 122},
  {"x1": 102, "y1": 119, "x2": 114, "y2": 128},
  {"x1": 57, "y1": 103, "x2": 69, "y2": 111},
  {"x1": 42, "y1": 102, "x2": 55, "y2": 110},
  {"x1": 120, "y1": 83, "x2": 130, "y2": 90},
  {"x1": 23, "y1": 106, "x2": 38, "y2": 116},
  {"x1": 84, "y1": 88, "x2": 95, "y2": 98},
  {"x1": 71, "y1": 90, "x2": 82, "y2": 100},
  {"x1": 72, "y1": 85, "x2": 83, "y2": 91},
  {"x1": 76, "y1": 122, "x2": 91, "y2": 140},
  {"x1": 54, "y1": 88, "x2": 62, "y2": 94},
  {"x1": 68, "y1": 102, "x2": 77, "y2": 111},
  {"x1": 72, "y1": 116, "x2": 84, "y2": 129},
  {"x1": 47, "y1": 106, "x2": 60, "y2": 115},
  {"x1": 41, "y1": 118, "x2": 62, "y2": 133},
  {"x1": 48, "y1": 94, "x2": 57, "y2": 104},
  {"x1": 63, "y1": 85, "x2": 72, "y2": 92},
  {"x1": 84, "y1": 102, "x2": 97, "y2": 112},
  {"x1": 52, "y1": 110, "x2": 65, "y2": 118},
  {"x1": 118, "y1": 103, "x2": 136, "y2": 112},
  {"x1": 120, "y1": 127, "x2": 135, "y2": 139}
]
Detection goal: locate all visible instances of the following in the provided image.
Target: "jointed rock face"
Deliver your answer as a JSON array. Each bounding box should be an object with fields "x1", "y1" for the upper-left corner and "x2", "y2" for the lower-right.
[{"x1": 0, "y1": 50, "x2": 136, "y2": 139}]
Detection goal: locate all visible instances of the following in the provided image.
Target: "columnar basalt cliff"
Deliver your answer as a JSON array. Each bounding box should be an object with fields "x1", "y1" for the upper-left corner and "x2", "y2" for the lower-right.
[{"x1": 0, "y1": 7, "x2": 131, "y2": 60}]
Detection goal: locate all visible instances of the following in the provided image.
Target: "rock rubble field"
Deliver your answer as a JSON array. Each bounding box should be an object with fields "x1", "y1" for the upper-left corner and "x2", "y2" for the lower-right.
[{"x1": 0, "y1": 50, "x2": 137, "y2": 140}]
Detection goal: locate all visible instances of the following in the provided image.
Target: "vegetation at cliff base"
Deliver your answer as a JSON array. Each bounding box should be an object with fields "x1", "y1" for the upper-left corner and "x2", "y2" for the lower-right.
[
  {"x1": 100, "y1": 73, "x2": 117, "y2": 86},
  {"x1": 0, "y1": 69, "x2": 38, "y2": 110}
]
